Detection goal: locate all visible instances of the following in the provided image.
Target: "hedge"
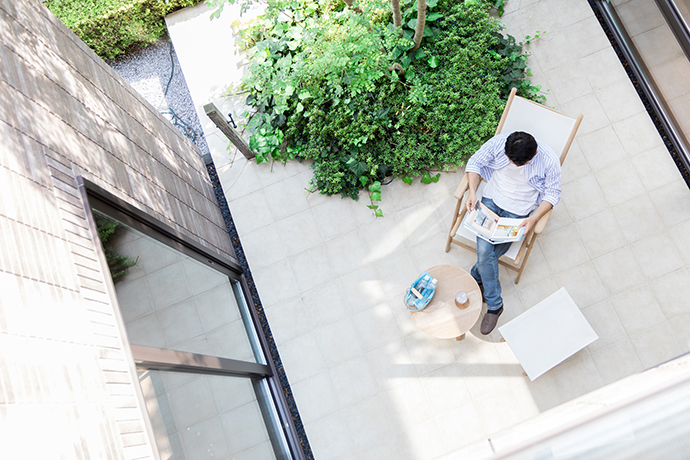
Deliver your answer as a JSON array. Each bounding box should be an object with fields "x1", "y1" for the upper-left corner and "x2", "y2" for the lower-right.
[{"x1": 45, "y1": 0, "x2": 204, "y2": 59}]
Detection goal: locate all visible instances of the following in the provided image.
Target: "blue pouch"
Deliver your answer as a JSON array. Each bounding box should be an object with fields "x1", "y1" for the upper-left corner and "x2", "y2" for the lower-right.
[{"x1": 404, "y1": 271, "x2": 436, "y2": 312}]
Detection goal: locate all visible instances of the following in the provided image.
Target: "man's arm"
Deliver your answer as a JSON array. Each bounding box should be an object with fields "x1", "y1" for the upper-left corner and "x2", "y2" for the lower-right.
[
  {"x1": 465, "y1": 135, "x2": 509, "y2": 184},
  {"x1": 519, "y1": 152, "x2": 561, "y2": 233},
  {"x1": 538, "y1": 149, "x2": 562, "y2": 207},
  {"x1": 465, "y1": 172, "x2": 482, "y2": 213},
  {"x1": 464, "y1": 135, "x2": 510, "y2": 213},
  {"x1": 518, "y1": 200, "x2": 552, "y2": 234}
]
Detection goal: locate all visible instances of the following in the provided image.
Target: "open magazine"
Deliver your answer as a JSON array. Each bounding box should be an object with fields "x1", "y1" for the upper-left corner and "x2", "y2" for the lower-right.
[{"x1": 463, "y1": 201, "x2": 526, "y2": 244}]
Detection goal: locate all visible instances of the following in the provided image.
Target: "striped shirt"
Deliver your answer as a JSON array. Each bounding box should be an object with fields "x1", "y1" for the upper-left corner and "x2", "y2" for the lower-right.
[{"x1": 465, "y1": 133, "x2": 562, "y2": 207}]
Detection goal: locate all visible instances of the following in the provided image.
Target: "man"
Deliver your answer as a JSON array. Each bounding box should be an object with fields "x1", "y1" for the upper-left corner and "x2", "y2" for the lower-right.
[{"x1": 465, "y1": 131, "x2": 561, "y2": 334}]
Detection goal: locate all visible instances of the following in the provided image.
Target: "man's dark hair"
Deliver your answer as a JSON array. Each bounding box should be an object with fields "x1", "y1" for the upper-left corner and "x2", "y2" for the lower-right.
[{"x1": 505, "y1": 131, "x2": 538, "y2": 166}]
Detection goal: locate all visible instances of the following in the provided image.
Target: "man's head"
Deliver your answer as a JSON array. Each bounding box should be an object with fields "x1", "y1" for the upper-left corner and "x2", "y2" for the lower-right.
[{"x1": 505, "y1": 131, "x2": 538, "y2": 166}]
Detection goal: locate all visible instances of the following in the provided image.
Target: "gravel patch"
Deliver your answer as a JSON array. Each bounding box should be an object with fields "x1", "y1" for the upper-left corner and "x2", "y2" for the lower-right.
[{"x1": 107, "y1": 37, "x2": 211, "y2": 157}]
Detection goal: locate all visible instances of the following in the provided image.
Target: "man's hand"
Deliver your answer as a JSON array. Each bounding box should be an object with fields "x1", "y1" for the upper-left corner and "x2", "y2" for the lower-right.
[
  {"x1": 466, "y1": 190, "x2": 477, "y2": 213},
  {"x1": 517, "y1": 201, "x2": 553, "y2": 235},
  {"x1": 517, "y1": 215, "x2": 536, "y2": 234},
  {"x1": 466, "y1": 172, "x2": 481, "y2": 213}
]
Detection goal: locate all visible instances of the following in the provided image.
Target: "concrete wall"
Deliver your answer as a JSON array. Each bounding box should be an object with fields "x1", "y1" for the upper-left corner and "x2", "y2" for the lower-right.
[{"x1": 0, "y1": 0, "x2": 235, "y2": 458}]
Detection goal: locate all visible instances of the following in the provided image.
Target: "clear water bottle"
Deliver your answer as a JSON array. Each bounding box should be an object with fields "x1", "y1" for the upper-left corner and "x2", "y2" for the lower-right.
[
  {"x1": 412, "y1": 275, "x2": 429, "y2": 309},
  {"x1": 415, "y1": 276, "x2": 437, "y2": 309},
  {"x1": 416, "y1": 274, "x2": 431, "y2": 292},
  {"x1": 422, "y1": 278, "x2": 438, "y2": 304}
]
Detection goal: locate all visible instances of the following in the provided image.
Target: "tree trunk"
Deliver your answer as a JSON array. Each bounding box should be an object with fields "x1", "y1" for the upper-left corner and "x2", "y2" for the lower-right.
[
  {"x1": 391, "y1": 0, "x2": 402, "y2": 29},
  {"x1": 412, "y1": 0, "x2": 426, "y2": 52}
]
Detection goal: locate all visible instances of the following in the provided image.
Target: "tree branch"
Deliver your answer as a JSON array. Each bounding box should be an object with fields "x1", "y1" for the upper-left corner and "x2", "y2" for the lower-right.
[
  {"x1": 412, "y1": 0, "x2": 426, "y2": 52},
  {"x1": 391, "y1": 0, "x2": 402, "y2": 30}
]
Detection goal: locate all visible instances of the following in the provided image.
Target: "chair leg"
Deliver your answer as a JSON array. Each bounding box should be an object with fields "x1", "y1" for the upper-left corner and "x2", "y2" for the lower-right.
[
  {"x1": 446, "y1": 200, "x2": 462, "y2": 253},
  {"x1": 515, "y1": 263, "x2": 526, "y2": 285},
  {"x1": 514, "y1": 233, "x2": 537, "y2": 284}
]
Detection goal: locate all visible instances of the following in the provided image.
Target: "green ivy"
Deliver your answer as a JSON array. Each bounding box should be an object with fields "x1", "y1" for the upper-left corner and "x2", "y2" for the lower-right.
[
  {"x1": 45, "y1": 0, "x2": 203, "y2": 59},
  {"x1": 483, "y1": 0, "x2": 506, "y2": 16},
  {"x1": 233, "y1": 0, "x2": 544, "y2": 206},
  {"x1": 490, "y1": 31, "x2": 546, "y2": 103}
]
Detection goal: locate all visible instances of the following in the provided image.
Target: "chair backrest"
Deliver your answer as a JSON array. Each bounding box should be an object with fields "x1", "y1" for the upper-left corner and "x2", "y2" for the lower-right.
[{"x1": 496, "y1": 88, "x2": 583, "y2": 165}]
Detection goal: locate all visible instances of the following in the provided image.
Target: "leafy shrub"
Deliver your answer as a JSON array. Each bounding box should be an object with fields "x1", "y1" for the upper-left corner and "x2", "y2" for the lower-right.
[
  {"x1": 45, "y1": 0, "x2": 203, "y2": 59},
  {"x1": 233, "y1": 0, "x2": 544, "y2": 206},
  {"x1": 491, "y1": 31, "x2": 546, "y2": 102},
  {"x1": 482, "y1": 0, "x2": 506, "y2": 16}
]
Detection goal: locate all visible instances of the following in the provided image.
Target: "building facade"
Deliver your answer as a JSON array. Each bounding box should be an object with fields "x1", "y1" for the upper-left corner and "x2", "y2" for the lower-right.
[{"x1": 0, "y1": 1, "x2": 302, "y2": 458}]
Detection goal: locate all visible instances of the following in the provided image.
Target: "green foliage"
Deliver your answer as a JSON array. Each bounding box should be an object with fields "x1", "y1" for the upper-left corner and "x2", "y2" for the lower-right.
[
  {"x1": 45, "y1": 0, "x2": 203, "y2": 59},
  {"x1": 420, "y1": 172, "x2": 440, "y2": 184},
  {"x1": 94, "y1": 214, "x2": 137, "y2": 283},
  {"x1": 483, "y1": 0, "x2": 505, "y2": 16},
  {"x1": 489, "y1": 30, "x2": 546, "y2": 103},
  {"x1": 367, "y1": 181, "x2": 384, "y2": 217},
  {"x1": 234, "y1": 0, "x2": 544, "y2": 205}
]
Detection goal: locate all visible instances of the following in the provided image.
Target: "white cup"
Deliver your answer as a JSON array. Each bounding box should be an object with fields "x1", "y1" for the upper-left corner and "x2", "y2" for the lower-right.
[{"x1": 455, "y1": 291, "x2": 469, "y2": 309}]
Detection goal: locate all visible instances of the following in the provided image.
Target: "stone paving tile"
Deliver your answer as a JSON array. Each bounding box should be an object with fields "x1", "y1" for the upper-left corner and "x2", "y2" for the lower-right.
[{"x1": 167, "y1": 0, "x2": 690, "y2": 457}]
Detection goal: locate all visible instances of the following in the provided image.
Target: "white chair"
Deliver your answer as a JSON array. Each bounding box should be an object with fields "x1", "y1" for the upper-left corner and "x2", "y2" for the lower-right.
[{"x1": 445, "y1": 88, "x2": 583, "y2": 284}]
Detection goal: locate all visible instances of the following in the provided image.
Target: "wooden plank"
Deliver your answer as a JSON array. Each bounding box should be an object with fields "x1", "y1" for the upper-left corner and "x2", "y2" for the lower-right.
[{"x1": 203, "y1": 103, "x2": 255, "y2": 160}]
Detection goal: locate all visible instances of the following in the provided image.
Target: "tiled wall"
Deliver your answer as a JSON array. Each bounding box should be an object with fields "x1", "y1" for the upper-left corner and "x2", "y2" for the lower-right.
[{"x1": 0, "y1": 0, "x2": 235, "y2": 458}]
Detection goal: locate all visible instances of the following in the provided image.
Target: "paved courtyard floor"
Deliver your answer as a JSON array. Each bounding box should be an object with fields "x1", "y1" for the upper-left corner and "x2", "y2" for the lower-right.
[{"x1": 166, "y1": 1, "x2": 690, "y2": 458}]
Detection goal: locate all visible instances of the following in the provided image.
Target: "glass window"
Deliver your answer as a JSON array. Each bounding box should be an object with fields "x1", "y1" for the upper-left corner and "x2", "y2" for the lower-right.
[
  {"x1": 85, "y1": 187, "x2": 299, "y2": 460},
  {"x1": 139, "y1": 370, "x2": 277, "y2": 460},
  {"x1": 99, "y1": 214, "x2": 261, "y2": 364}
]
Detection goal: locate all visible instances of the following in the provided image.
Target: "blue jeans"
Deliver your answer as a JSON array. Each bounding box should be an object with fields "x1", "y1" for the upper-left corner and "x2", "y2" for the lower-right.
[{"x1": 471, "y1": 197, "x2": 529, "y2": 312}]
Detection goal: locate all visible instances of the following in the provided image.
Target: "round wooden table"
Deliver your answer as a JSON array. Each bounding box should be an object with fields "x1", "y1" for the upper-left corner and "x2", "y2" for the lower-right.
[{"x1": 410, "y1": 265, "x2": 482, "y2": 340}]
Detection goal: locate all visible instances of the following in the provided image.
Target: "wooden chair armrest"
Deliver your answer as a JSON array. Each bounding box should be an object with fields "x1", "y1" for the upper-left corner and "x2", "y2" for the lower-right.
[
  {"x1": 454, "y1": 174, "x2": 469, "y2": 200},
  {"x1": 512, "y1": 210, "x2": 548, "y2": 266},
  {"x1": 533, "y1": 208, "x2": 552, "y2": 234}
]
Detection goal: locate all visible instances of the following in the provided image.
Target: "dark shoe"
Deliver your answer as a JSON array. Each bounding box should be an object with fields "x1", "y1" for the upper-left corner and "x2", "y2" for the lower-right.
[{"x1": 480, "y1": 307, "x2": 503, "y2": 335}]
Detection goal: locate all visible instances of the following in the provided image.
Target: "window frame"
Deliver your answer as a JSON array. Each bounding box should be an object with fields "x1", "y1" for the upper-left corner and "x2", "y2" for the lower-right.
[
  {"x1": 78, "y1": 177, "x2": 306, "y2": 460},
  {"x1": 656, "y1": 0, "x2": 690, "y2": 62},
  {"x1": 594, "y1": 0, "x2": 690, "y2": 174}
]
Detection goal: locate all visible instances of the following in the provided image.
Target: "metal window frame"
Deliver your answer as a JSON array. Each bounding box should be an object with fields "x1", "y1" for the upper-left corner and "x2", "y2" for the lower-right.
[
  {"x1": 130, "y1": 345, "x2": 272, "y2": 378},
  {"x1": 656, "y1": 0, "x2": 690, "y2": 62},
  {"x1": 78, "y1": 177, "x2": 306, "y2": 460},
  {"x1": 84, "y1": 180, "x2": 243, "y2": 276},
  {"x1": 593, "y1": 0, "x2": 690, "y2": 174}
]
